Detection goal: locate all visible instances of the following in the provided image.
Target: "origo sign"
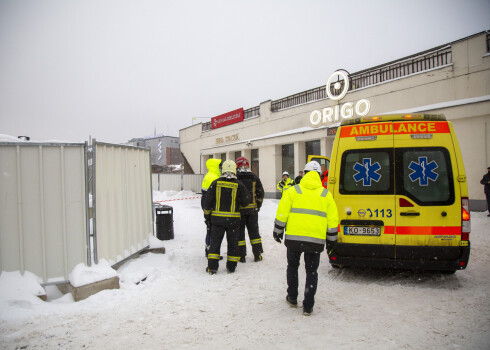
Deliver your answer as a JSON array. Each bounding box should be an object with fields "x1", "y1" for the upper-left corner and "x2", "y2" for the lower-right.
[
  {"x1": 212, "y1": 108, "x2": 244, "y2": 129},
  {"x1": 310, "y1": 70, "x2": 371, "y2": 127}
]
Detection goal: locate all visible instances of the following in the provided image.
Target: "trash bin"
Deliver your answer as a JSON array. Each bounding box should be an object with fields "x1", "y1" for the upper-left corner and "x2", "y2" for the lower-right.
[{"x1": 155, "y1": 205, "x2": 174, "y2": 240}]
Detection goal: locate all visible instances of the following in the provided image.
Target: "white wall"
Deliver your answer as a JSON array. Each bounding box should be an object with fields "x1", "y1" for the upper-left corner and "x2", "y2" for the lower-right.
[{"x1": 0, "y1": 143, "x2": 88, "y2": 283}]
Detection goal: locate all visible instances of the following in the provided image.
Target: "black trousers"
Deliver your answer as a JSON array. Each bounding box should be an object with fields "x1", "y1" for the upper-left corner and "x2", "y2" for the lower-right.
[
  {"x1": 201, "y1": 191, "x2": 211, "y2": 251},
  {"x1": 286, "y1": 248, "x2": 321, "y2": 310},
  {"x1": 238, "y1": 212, "x2": 263, "y2": 258},
  {"x1": 208, "y1": 223, "x2": 240, "y2": 271},
  {"x1": 486, "y1": 193, "x2": 490, "y2": 213}
]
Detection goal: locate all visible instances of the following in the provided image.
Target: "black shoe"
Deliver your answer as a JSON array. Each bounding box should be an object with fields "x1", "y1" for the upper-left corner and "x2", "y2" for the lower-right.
[
  {"x1": 303, "y1": 306, "x2": 313, "y2": 316},
  {"x1": 286, "y1": 295, "x2": 297, "y2": 307},
  {"x1": 239, "y1": 256, "x2": 246, "y2": 263},
  {"x1": 254, "y1": 254, "x2": 262, "y2": 262},
  {"x1": 206, "y1": 267, "x2": 217, "y2": 275},
  {"x1": 226, "y1": 267, "x2": 235, "y2": 273}
]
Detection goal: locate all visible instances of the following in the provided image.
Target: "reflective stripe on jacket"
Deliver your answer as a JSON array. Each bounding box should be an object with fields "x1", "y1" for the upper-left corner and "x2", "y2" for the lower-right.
[
  {"x1": 201, "y1": 159, "x2": 221, "y2": 191},
  {"x1": 203, "y1": 177, "x2": 251, "y2": 226},
  {"x1": 275, "y1": 171, "x2": 339, "y2": 253}
]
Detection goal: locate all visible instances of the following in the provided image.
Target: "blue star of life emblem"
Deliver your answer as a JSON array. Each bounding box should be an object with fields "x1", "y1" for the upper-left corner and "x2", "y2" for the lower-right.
[
  {"x1": 353, "y1": 158, "x2": 382, "y2": 186},
  {"x1": 408, "y1": 156, "x2": 439, "y2": 186}
]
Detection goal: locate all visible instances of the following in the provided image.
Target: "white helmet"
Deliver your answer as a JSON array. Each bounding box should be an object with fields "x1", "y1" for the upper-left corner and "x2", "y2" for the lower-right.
[
  {"x1": 304, "y1": 161, "x2": 321, "y2": 175},
  {"x1": 222, "y1": 160, "x2": 237, "y2": 175},
  {"x1": 282, "y1": 171, "x2": 289, "y2": 176}
]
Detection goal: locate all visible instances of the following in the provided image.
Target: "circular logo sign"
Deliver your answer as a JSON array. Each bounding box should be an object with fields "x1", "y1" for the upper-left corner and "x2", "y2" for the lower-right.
[
  {"x1": 357, "y1": 209, "x2": 366, "y2": 217},
  {"x1": 326, "y1": 70, "x2": 350, "y2": 101}
]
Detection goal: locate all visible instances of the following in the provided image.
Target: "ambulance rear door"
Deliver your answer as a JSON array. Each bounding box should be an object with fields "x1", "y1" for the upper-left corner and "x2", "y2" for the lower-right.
[
  {"x1": 335, "y1": 122, "x2": 396, "y2": 259},
  {"x1": 393, "y1": 120, "x2": 461, "y2": 260}
]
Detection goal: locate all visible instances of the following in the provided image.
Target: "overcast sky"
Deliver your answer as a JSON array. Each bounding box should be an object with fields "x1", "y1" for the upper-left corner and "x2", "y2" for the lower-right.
[{"x1": 0, "y1": 0, "x2": 489, "y2": 143}]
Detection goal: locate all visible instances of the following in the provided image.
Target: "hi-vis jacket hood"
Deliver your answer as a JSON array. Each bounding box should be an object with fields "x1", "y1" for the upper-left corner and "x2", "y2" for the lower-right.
[
  {"x1": 300, "y1": 170, "x2": 323, "y2": 190},
  {"x1": 274, "y1": 170, "x2": 339, "y2": 253},
  {"x1": 201, "y1": 159, "x2": 221, "y2": 191}
]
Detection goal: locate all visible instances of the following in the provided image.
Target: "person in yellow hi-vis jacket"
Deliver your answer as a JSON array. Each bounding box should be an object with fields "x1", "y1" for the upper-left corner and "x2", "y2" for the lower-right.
[
  {"x1": 201, "y1": 158, "x2": 222, "y2": 257},
  {"x1": 273, "y1": 161, "x2": 339, "y2": 315},
  {"x1": 204, "y1": 160, "x2": 251, "y2": 274},
  {"x1": 277, "y1": 171, "x2": 294, "y2": 197}
]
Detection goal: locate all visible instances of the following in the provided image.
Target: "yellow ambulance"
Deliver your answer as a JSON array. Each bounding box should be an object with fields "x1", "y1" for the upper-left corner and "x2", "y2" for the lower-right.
[{"x1": 326, "y1": 114, "x2": 470, "y2": 272}]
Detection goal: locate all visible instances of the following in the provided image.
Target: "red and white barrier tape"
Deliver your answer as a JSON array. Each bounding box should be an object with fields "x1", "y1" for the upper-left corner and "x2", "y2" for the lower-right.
[{"x1": 154, "y1": 195, "x2": 202, "y2": 203}]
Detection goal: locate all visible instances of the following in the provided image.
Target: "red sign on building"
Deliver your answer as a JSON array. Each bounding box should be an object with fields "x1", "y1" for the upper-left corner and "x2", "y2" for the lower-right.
[{"x1": 211, "y1": 108, "x2": 244, "y2": 129}]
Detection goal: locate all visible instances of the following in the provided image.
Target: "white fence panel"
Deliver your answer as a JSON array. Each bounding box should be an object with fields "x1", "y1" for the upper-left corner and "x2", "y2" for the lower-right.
[
  {"x1": 157, "y1": 174, "x2": 181, "y2": 191},
  {"x1": 183, "y1": 174, "x2": 204, "y2": 192},
  {"x1": 0, "y1": 143, "x2": 88, "y2": 283},
  {"x1": 94, "y1": 142, "x2": 152, "y2": 265}
]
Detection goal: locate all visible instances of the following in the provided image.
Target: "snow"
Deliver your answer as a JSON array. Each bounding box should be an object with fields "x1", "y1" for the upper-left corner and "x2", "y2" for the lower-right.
[
  {"x1": 69, "y1": 260, "x2": 118, "y2": 288},
  {"x1": 1, "y1": 192, "x2": 490, "y2": 349}
]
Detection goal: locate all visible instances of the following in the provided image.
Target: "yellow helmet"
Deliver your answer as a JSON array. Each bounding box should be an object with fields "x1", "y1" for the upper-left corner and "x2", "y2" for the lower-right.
[{"x1": 221, "y1": 160, "x2": 237, "y2": 175}]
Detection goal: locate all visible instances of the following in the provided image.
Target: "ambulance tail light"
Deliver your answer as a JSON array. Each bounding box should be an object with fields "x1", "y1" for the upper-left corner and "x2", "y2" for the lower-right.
[
  {"x1": 461, "y1": 197, "x2": 470, "y2": 241},
  {"x1": 399, "y1": 198, "x2": 414, "y2": 207}
]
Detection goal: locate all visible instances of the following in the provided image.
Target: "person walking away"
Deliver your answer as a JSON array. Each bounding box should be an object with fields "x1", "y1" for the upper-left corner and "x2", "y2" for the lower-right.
[
  {"x1": 277, "y1": 171, "x2": 294, "y2": 197},
  {"x1": 273, "y1": 161, "x2": 339, "y2": 315},
  {"x1": 203, "y1": 160, "x2": 251, "y2": 274},
  {"x1": 294, "y1": 171, "x2": 303, "y2": 184},
  {"x1": 235, "y1": 156, "x2": 265, "y2": 262},
  {"x1": 480, "y1": 166, "x2": 490, "y2": 216},
  {"x1": 201, "y1": 158, "x2": 221, "y2": 257},
  {"x1": 320, "y1": 164, "x2": 328, "y2": 189}
]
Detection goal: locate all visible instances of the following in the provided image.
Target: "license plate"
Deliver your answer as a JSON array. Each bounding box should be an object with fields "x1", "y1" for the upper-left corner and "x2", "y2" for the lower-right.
[{"x1": 344, "y1": 226, "x2": 381, "y2": 236}]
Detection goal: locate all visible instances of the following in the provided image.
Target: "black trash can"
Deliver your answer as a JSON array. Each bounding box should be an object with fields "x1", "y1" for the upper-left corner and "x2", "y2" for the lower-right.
[{"x1": 155, "y1": 205, "x2": 174, "y2": 240}]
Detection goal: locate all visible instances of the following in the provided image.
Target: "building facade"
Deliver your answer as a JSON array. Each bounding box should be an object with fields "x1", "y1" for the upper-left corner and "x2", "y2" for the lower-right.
[
  {"x1": 179, "y1": 31, "x2": 490, "y2": 208},
  {"x1": 129, "y1": 134, "x2": 183, "y2": 173}
]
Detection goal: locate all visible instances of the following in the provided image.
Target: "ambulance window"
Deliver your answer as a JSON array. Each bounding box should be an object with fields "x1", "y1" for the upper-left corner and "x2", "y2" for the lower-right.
[
  {"x1": 340, "y1": 149, "x2": 393, "y2": 194},
  {"x1": 396, "y1": 147, "x2": 454, "y2": 205}
]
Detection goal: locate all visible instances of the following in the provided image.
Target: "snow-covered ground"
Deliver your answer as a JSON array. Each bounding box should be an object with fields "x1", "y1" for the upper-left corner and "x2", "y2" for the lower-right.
[{"x1": 1, "y1": 191, "x2": 489, "y2": 349}]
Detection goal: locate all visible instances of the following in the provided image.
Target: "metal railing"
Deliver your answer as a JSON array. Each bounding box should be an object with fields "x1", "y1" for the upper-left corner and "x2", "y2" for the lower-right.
[
  {"x1": 271, "y1": 45, "x2": 452, "y2": 112},
  {"x1": 201, "y1": 106, "x2": 260, "y2": 132}
]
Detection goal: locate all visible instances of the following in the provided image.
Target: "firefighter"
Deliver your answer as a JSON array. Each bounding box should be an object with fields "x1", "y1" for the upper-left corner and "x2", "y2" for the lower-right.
[
  {"x1": 277, "y1": 171, "x2": 294, "y2": 196},
  {"x1": 203, "y1": 160, "x2": 251, "y2": 274},
  {"x1": 320, "y1": 163, "x2": 328, "y2": 189},
  {"x1": 273, "y1": 161, "x2": 339, "y2": 315},
  {"x1": 201, "y1": 158, "x2": 221, "y2": 257},
  {"x1": 235, "y1": 156, "x2": 265, "y2": 262}
]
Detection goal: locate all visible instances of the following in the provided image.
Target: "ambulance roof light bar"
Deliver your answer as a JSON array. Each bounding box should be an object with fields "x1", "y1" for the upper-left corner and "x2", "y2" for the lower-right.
[{"x1": 341, "y1": 114, "x2": 447, "y2": 126}]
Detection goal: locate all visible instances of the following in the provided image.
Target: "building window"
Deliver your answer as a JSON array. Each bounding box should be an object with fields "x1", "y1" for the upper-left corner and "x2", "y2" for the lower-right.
[
  {"x1": 305, "y1": 140, "x2": 321, "y2": 161},
  {"x1": 282, "y1": 144, "x2": 294, "y2": 176},
  {"x1": 251, "y1": 149, "x2": 259, "y2": 175},
  {"x1": 220, "y1": 153, "x2": 226, "y2": 163},
  {"x1": 234, "y1": 151, "x2": 241, "y2": 161}
]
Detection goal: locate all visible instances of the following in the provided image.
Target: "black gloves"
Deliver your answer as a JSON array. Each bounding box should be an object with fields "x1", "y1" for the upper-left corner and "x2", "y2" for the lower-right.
[
  {"x1": 204, "y1": 214, "x2": 211, "y2": 228},
  {"x1": 273, "y1": 231, "x2": 283, "y2": 243}
]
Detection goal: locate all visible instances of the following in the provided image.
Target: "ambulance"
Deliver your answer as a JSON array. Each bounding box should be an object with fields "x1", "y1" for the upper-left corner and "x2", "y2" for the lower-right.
[{"x1": 326, "y1": 114, "x2": 470, "y2": 272}]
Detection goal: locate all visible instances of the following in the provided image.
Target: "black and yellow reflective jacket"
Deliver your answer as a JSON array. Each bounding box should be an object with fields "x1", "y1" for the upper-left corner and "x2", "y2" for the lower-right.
[
  {"x1": 236, "y1": 170, "x2": 264, "y2": 214},
  {"x1": 203, "y1": 176, "x2": 251, "y2": 226}
]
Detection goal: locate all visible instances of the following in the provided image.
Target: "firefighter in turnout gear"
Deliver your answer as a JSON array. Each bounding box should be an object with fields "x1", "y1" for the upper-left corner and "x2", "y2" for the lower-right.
[
  {"x1": 235, "y1": 156, "x2": 265, "y2": 262},
  {"x1": 273, "y1": 161, "x2": 339, "y2": 315},
  {"x1": 277, "y1": 171, "x2": 294, "y2": 196},
  {"x1": 203, "y1": 160, "x2": 251, "y2": 274},
  {"x1": 201, "y1": 158, "x2": 222, "y2": 257}
]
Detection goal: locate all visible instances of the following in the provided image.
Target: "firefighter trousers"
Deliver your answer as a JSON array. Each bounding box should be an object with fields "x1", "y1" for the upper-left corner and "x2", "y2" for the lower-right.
[
  {"x1": 207, "y1": 222, "x2": 240, "y2": 272},
  {"x1": 286, "y1": 248, "x2": 321, "y2": 310},
  {"x1": 238, "y1": 212, "x2": 263, "y2": 258}
]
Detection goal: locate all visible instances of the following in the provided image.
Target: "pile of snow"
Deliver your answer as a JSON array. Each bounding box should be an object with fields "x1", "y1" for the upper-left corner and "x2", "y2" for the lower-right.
[{"x1": 69, "y1": 260, "x2": 118, "y2": 287}]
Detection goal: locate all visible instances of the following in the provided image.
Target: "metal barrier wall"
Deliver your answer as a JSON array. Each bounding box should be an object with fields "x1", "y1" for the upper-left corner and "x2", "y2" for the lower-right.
[
  {"x1": 0, "y1": 143, "x2": 88, "y2": 283},
  {"x1": 93, "y1": 141, "x2": 153, "y2": 265},
  {"x1": 152, "y1": 174, "x2": 204, "y2": 192}
]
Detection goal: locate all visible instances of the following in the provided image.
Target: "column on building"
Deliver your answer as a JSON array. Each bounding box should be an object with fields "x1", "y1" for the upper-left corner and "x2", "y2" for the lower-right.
[{"x1": 294, "y1": 141, "x2": 306, "y2": 179}]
